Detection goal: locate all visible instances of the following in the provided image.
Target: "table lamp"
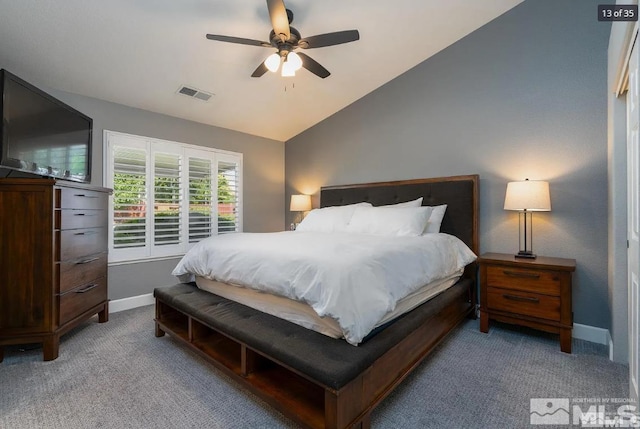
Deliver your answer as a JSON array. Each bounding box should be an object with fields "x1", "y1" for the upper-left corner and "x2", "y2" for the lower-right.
[
  {"x1": 290, "y1": 194, "x2": 311, "y2": 228},
  {"x1": 504, "y1": 179, "x2": 551, "y2": 259}
]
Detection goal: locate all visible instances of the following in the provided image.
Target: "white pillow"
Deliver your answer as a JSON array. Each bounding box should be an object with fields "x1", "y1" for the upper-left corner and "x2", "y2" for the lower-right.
[
  {"x1": 296, "y1": 202, "x2": 371, "y2": 233},
  {"x1": 346, "y1": 206, "x2": 433, "y2": 237},
  {"x1": 378, "y1": 197, "x2": 423, "y2": 208},
  {"x1": 424, "y1": 204, "x2": 447, "y2": 233}
]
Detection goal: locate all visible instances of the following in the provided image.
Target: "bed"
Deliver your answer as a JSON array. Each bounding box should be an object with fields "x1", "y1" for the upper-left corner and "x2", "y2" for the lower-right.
[{"x1": 154, "y1": 174, "x2": 479, "y2": 429}]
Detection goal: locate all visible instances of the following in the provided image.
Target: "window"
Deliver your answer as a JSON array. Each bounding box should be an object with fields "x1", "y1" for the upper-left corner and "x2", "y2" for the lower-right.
[{"x1": 105, "y1": 131, "x2": 242, "y2": 263}]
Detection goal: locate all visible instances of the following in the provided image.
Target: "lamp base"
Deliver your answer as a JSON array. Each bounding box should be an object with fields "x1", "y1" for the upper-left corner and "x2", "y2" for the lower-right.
[{"x1": 515, "y1": 251, "x2": 537, "y2": 259}]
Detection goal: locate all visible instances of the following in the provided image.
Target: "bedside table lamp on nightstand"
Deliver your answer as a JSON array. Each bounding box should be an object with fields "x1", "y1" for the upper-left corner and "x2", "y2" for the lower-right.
[
  {"x1": 290, "y1": 194, "x2": 311, "y2": 230},
  {"x1": 504, "y1": 179, "x2": 551, "y2": 259}
]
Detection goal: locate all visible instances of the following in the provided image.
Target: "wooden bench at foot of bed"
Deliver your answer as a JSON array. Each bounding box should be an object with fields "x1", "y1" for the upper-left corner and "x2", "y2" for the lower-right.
[{"x1": 154, "y1": 280, "x2": 473, "y2": 429}]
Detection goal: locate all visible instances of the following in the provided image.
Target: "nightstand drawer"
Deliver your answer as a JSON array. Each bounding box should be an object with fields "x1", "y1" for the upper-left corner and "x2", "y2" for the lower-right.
[
  {"x1": 487, "y1": 287, "x2": 560, "y2": 321},
  {"x1": 486, "y1": 265, "x2": 561, "y2": 296}
]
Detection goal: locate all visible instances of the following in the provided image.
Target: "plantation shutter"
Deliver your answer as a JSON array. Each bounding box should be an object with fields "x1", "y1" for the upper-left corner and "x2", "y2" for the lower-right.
[
  {"x1": 106, "y1": 130, "x2": 243, "y2": 262},
  {"x1": 112, "y1": 146, "x2": 147, "y2": 249},
  {"x1": 188, "y1": 156, "x2": 213, "y2": 243},
  {"x1": 217, "y1": 156, "x2": 241, "y2": 234},
  {"x1": 153, "y1": 153, "x2": 182, "y2": 247}
]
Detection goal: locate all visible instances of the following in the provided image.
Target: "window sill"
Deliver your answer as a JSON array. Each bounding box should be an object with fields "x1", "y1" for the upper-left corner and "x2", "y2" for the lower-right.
[{"x1": 108, "y1": 254, "x2": 184, "y2": 267}]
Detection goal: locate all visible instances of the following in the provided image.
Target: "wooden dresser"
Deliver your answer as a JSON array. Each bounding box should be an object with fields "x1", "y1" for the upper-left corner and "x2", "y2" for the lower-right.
[
  {"x1": 479, "y1": 252, "x2": 576, "y2": 353},
  {"x1": 0, "y1": 178, "x2": 111, "y2": 361}
]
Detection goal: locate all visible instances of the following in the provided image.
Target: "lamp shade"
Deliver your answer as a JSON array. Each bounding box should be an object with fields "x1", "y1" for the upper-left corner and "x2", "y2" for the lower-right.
[
  {"x1": 290, "y1": 194, "x2": 311, "y2": 212},
  {"x1": 281, "y1": 58, "x2": 297, "y2": 77},
  {"x1": 264, "y1": 53, "x2": 281, "y2": 72},
  {"x1": 286, "y1": 52, "x2": 303, "y2": 71},
  {"x1": 504, "y1": 180, "x2": 551, "y2": 211}
]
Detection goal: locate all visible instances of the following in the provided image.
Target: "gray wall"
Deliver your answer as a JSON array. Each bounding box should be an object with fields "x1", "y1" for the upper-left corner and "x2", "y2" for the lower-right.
[
  {"x1": 285, "y1": 0, "x2": 611, "y2": 329},
  {"x1": 44, "y1": 91, "x2": 285, "y2": 300}
]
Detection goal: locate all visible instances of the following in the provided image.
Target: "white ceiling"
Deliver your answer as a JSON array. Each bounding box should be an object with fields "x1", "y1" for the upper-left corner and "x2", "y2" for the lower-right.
[{"x1": 0, "y1": 0, "x2": 522, "y2": 142}]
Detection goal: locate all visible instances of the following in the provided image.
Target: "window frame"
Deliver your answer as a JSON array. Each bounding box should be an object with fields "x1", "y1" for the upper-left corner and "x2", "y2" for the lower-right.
[{"x1": 104, "y1": 130, "x2": 243, "y2": 264}]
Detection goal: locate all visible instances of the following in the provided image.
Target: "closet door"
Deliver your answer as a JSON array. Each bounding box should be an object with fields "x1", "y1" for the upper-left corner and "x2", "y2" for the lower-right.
[{"x1": 627, "y1": 33, "x2": 639, "y2": 406}]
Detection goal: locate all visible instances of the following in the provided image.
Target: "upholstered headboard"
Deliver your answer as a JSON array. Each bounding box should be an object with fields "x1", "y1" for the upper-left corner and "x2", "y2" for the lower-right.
[{"x1": 320, "y1": 175, "x2": 479, "y2": 255}]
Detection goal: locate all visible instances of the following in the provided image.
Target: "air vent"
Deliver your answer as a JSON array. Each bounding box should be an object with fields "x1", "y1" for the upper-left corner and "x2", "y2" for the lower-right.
[
  {"x1": 177, "y1": 85, "x2": 213, "y2": 102},
  {"x1": 194, "y1": 92, "x2": 212, "y2": 101}
]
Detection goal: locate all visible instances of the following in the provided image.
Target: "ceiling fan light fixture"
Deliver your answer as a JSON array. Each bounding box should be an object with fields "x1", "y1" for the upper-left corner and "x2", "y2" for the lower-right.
[
  {"x1": 264, "y1": 53, "x2": 281, "y2": 72},
  {"x1": 206, "y1": 2, "x2": 359, "y2": 79}
]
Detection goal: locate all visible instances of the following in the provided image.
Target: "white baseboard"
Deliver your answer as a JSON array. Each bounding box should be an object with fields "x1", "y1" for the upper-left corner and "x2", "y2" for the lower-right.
[
  {"x1": 109, "y1": 293, "x2": 154, "y2": 313},
  {"x1": 572, "y1": 323, "x2": 610, "y2": 346},
  {"x1": 608, "y1": 330, "x2": 614, "y2": 361},
  {"x1": 573, "y1": 323, "x2": 615, "y2": 361}
]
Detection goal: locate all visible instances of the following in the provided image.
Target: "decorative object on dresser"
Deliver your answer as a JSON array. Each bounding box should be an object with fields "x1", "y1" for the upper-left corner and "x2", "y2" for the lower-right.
[
  {"x1": 479, "y1": 252, "x2": 576, "y2": 353},
  {"x1": 289, "y1": 193, "x2": 311, "y2": 229},
  {"x1": 0, "y1": 178, "x2": 112, "y2": 362},
  {"x1": 503, "y1": 179, "x2": 551, "y2": 259}
]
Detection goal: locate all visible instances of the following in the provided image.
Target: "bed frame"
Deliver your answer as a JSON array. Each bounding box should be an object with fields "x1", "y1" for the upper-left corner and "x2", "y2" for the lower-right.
[{"x1": 154, "y1": 174, "x2": 479, "y2": 429}]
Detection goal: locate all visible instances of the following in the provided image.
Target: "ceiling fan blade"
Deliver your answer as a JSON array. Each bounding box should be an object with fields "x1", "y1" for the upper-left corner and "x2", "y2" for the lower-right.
[
  {"x1": 297, "y1": 53, "x2": 330, "y2": 79},
  {"x1": 266, "y1": 0, "x2": 290, "y2": 41},
  {"x1": 299, "y1": 30, "x2": 360, "y2": 49},
  {"x1": 251, "y1": 62, "x2": 269, "y2": 78},
  {"x1": 206, "y1": 34, "x2": 271, "y2": 47}
]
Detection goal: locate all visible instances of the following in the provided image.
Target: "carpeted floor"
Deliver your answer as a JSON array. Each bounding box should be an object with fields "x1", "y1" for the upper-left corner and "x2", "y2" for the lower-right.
[{"x1": 0, "y1": 305, "x2": 628, "y2": 428}]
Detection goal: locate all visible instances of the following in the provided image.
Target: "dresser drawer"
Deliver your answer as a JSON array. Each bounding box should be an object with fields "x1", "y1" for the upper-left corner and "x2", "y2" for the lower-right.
[
  {"x1": 57, "y1": 228, "x2": 108, "y2": 261},
  {"x1": 56, "y1": 209, "x2": 108, "y2": 230},
  {"x1": 58, "y1": 252, "x2": 108, "y2": 294},
  {"x1": 58, "y1": 187, "x2": 108, "y2": 210},
  {"x1": 486, "y1": 265, "x2": 561, "y2": 296},
  {"x1": 59, "y1": 277, "x2": 107, "y2": 326},
  {"x1": 487, "y1": 287, "x2": 560, "y2": 321}
]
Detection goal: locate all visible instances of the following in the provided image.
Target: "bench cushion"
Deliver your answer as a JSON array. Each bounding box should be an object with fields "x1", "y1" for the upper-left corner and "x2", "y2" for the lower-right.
[{"x1": 154, "y1": 279, "x2": 469, "y2": 390}]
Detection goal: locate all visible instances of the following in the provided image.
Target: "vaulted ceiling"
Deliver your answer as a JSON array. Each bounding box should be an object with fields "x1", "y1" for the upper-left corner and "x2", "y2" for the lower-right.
[{"x1": 0, "y1": 0, "x2": 522, "y2": 141}]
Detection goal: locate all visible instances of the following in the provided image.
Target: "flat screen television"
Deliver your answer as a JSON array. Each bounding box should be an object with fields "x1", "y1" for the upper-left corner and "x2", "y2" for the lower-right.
[{"x1": 0, "y1": 69, "x2": 92, "y2": 183}]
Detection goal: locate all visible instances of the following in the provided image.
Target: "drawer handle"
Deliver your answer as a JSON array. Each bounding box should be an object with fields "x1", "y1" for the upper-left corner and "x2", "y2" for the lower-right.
[
  {"x1": 503, "y1": 270, "x2": 540, "y2": 279},
  {"x1": 76, "y1": 283, "x2": 99, "y2": 293},
  {"x1": 74, "y1": 231, "x2": 97, "y2": 236},
  {"x1": 76, "y1": 256, "x2": 100, "y2": 265},
  {"x1": 73, "y1": 213, "x2": 96, "y2": 217},
  {"x1": 503, "y1": 294, "x2": 540, "y2": 304},
  {"x1": 74, "y1": 194, "x2": 99, "y2": 199}
]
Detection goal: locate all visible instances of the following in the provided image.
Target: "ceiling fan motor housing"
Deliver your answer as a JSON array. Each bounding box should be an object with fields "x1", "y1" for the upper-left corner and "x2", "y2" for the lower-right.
[{"x1": 269, "y1": 27, "x2": 301, "y2": 55}]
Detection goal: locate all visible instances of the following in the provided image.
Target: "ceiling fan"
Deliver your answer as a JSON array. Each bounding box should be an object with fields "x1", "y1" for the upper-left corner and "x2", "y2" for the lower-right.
[{"x1": 206, "y1": 0, "x2": 360, "y2": 79}]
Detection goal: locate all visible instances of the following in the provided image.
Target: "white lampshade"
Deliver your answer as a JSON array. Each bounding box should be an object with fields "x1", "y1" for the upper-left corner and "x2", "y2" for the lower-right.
[
  {"x1": 290, "y1": 194, "x2": 311, "y2": 212},
  {"x1": 264, "y1": 53, "x2": 281, "y2": 72},
  {"x1": 286, "y1": 51, "x2": 303, "y2": 71},
  {"x1": 281, "y1": 58, "x2": 296, "y2": 77},
  {"x1": 504, "y1": 180, "x2": 551, "y2": 211}
]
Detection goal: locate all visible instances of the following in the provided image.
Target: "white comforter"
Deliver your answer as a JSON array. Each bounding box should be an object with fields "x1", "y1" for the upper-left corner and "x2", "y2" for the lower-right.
[{"x1": 172, "y1": 231, "x2": 476, "y2": 345}]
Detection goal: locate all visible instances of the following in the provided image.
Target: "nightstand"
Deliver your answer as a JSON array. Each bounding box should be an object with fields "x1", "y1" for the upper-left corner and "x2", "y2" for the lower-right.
[{"x1": 479, "y1": 252, "x2": 576, "y2": 353}]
